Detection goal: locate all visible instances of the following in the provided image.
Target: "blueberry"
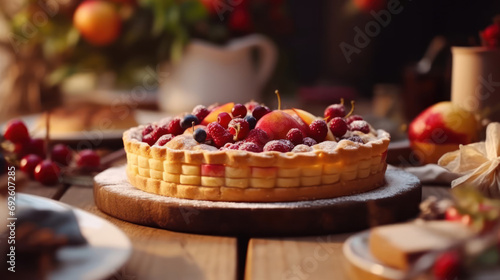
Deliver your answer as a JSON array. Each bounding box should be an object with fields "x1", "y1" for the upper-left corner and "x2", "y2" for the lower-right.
[
  {"x1": 244, "y1": 115, "x2": 257, "y2": 130},
  {"x1": 181, "y1": 114, "x2": 199, "y2": 129},
  {"x1": 193, "y1": 128, "x2": 207, "y2": 143}
]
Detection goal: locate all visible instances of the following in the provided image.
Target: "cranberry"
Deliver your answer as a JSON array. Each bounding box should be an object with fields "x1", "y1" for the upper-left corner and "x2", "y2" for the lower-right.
[
  {"x1": 231, "y1": 103, "x2": 247, "y2": 118},
  {"x1": 76, "y1": 150, "x2": 100, "y2": 169},
  {"x1": 51, "y1": 144, "x2": 72, "y2": 166},
  {"x1": 34, "y1": 160, "x2": 61, "y2": 186},
  {"x1": 252, "y1": 106, "x2": 271, "y2": 120},
  {"x1": 329, "y1": 117, "x2": 348, "y2": 138},
  {"x1": 217, "y1": 112, "x2": 232, "y2": 128},
  {"x1": 20, "y1": 154, "x2": 43, "y2": 178},
  {"x1": 3, "y1": 119, "x2": 30, "y2": 143}
]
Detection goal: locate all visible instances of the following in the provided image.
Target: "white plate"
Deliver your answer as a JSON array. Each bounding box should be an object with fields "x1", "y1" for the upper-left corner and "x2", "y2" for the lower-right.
[
  {"x1": 343, "y1": 230, "x2": 406, "y2": 280},
  {"x1": 2, "y1": 110, "x2": 167, "y2": 142},
  {"x1": 18, "y1": 194, "x2": 132, "y2": 280}
]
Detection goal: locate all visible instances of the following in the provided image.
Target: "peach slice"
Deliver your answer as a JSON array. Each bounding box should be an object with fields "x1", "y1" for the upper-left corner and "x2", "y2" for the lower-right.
[
  {"x1": 201, "y1": 164, "x2": 225, "y2": 177},
  {"x1": 254, "y1": 111, "x2": 307, "y2": 140},
  {"x1": 201, "y1": 102, "x2": 234, "y2": 125}
]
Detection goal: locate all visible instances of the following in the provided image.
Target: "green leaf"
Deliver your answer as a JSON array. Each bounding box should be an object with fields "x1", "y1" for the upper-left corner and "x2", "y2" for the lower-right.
[{"x1": 181, "y1": 0, "x2": 208, "y2": 23}]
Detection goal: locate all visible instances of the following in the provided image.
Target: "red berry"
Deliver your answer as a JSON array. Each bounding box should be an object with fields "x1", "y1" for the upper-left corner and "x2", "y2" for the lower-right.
[
  {"x1": 239, "y1": 142, "x2": 263, "y2": 152},
  {"x1": 151, "y1": 124, "x2": 169, "y2": 141},
  {"x1": 34, "y1": 160, "x2": 61, "y2": 186},
  {"x1": 228, "y1": 118, "x2": 250, "y2": 141},
  {"x1": 252, "y1": 106, "x2": 271, "y2": 120},
  {"x1": 244, "y1": 128, "x2": 270, "y2": 147},
  {"x1": 217, "y1": 112, "x2": 232, "y2": 128},
  {"x1": 329, "y1": 117, "x2": 348, "y2": 138},
  {"x1": 345, "y1": 114, "x2": 364, "y2": 124},
  {"x1": 207, "y1": 122, "x2": 234, "y2": 148},
  {"x1": 350, "y1": 120, "x2": 370, "y2": 134},
  {"x1": 167, "y1": 117, "x2": 184, "y2": 135},
  {"x1": 286, "y1": 128, "x2": 304, "y2": 145},
  {"x1": 142, "y1": 133, "x2": 156, "y2": 146},
  {"x1": 229, "y1": 6, "x2": 253, "y2": 32},
  {"x1": 263, "y1": 140, "x2": 293, "y2": 152},
  {"x1": 192, "y1": 105, "x2": 210, "y2": 122},
  {"x1": 231, "y1": 103, "x2": 247, "y2": 118},
  {"x1": 324, "y1": 104, "x2": 346, "y2": 122},
  {"x1": 309, "y1": 120, "x2": 328, "y2": 142},
  {"x1": 433, "y1": 251, "x2": 461, "y2": 280},
  {"x1": 51, "y1": 144, "x2": 72, "y2": 166},
  {"x1": 3, "y1": 119, "x2": 30, "y2": 143},
  {"x1": 20, "y1": 154, "x2": 43, "y2": 178},
  {"x1": 156, "y1": 134, "x2": 174, "y2": 146},
  {"x1": 28, "y1": 138, "x2": 46, "y2": 158},
  {"x1": 303, "y1": 137, "x2": 318, "y2": 146},
  {"x1": 221, "y1": 141, "x2": 242, "y2": 150},
  {"x1": 76, "y1": 150, "x2": 100, "y2": 168},
  {"x1": 142, "y1": 124, "x2": 155, "y2": 137},
  {"x1": 481, "y1": 23, "x2": 500, "y2": 48}
]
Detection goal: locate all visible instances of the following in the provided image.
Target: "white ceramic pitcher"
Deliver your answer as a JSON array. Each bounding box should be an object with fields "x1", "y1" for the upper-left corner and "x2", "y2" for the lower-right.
[{"x1": 159, "y1": 34, "x2": 277, "y2": 114}]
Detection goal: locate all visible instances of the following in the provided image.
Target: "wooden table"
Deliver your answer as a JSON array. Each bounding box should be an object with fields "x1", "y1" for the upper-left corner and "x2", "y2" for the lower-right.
[{"x1": 15, "y1": 151, "x2": 451, "y2": 280}]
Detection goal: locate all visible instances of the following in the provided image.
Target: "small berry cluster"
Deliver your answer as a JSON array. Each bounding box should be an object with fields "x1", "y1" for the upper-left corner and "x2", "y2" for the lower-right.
[
  {"x1": 324, "y1": 99, "x2": 370, "y2": 139},
  {"x1": 1, "y1": 119, "x2": 100, "y2": 185},
  {"x1": 142, "y1": 99, "x2": 372, "y2": 153}
]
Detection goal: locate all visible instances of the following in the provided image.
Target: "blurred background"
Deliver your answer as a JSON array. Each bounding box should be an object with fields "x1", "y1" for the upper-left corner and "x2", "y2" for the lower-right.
[{"x1": 0, "y1": 0, "x2": 499, "y2": 124}]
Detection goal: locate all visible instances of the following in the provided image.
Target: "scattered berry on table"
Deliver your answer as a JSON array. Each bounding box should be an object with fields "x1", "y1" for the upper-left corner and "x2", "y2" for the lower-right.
[
  {"x1": 34, "y1": 160, "x2": 61, "y2": 186},
  {"x1": 20, "y1": 154, "x2": 43, "y2": 178},
  {"x1": 3, "y1": 119, "x2": 30, "y2": 143},
  {"x1": 76, "y1": 149, "x2": 100, "y2": 168},
  {"x1": 51, "y1": 144, "x2": 72, "y2": 166}
]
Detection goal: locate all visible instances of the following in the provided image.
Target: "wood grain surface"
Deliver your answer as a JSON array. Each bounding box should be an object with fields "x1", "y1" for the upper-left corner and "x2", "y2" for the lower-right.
[
  {"x1": 60, "y1": 186, "x2": 238, "y2": 280},
  {"x1": 244, "y1": 186, "x2": 452, "y2": 280}
]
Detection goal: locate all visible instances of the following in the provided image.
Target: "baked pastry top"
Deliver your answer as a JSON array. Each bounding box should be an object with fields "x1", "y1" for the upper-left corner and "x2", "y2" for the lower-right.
[{"x1": 124, "y1": 100, "x2": 390, "y2": 202}]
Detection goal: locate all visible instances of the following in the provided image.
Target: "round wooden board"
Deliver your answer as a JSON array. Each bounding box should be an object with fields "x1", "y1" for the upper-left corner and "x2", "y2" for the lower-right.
[{"x1": 94, "y1": 166, "x2": 422, "y2": 237}]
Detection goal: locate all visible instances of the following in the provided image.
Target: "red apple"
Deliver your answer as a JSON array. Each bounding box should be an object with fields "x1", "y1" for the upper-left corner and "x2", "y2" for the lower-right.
[
  {"x1": 255, "y1": 111, "x2": 307, "y2": 140},
  {"x1": 408, "y1": 102, "x2": 479, "y2": 164},
  {"x1": 73, "y1": 1, "x2": 122, "y2": 46}
]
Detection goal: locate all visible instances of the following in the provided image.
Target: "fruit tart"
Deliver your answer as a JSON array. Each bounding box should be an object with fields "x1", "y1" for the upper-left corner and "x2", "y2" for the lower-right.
[{"x1": 123, "y1": 94, "x2": 390, "y2": 202}]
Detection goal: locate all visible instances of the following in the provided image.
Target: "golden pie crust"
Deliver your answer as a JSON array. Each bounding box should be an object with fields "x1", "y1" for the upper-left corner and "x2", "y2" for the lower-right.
[{"x1": 123, "y1": 125, "x2": 390, "y2": 202}]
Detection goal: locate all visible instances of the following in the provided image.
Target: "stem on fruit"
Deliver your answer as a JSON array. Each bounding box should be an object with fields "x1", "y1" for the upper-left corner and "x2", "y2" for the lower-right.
[
  {"x1": 340, "y1": 98, "x2": 344, "y2": 105},
  {"x1": 191, "y1": 121, "x2": 195, "y2": 133},
  {"x1": 345, "y1": 100, "x2": 355, "y2": 118},
  {"x1": 233, "y1": 123, "x2": 241, "y2": 141},
  {"x1": 275, "y1": 90, "x2": 281, "y2": 110}
]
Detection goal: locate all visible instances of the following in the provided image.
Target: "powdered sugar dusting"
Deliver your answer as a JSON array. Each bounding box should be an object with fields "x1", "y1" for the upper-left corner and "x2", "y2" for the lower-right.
[{"x1": 95, "y1": 166, "x2": 420, "y2": 210}]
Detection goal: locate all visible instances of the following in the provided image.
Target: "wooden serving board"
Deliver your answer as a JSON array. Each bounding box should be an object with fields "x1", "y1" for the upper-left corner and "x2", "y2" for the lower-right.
[{"x1": 94, "y1": 167, "x2": 421, "y2": 236}]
